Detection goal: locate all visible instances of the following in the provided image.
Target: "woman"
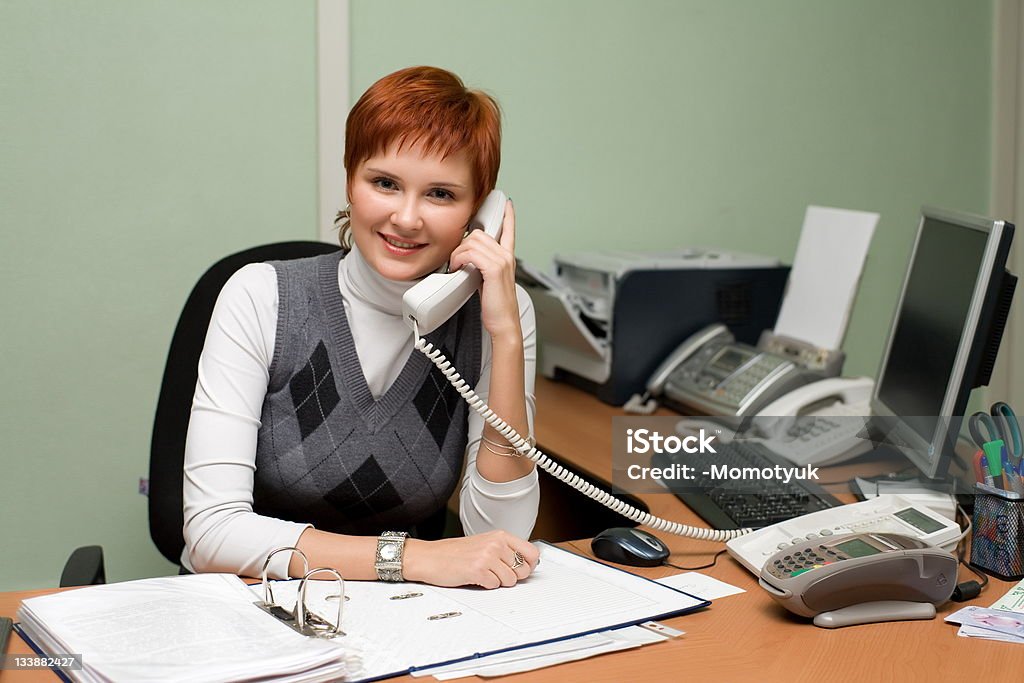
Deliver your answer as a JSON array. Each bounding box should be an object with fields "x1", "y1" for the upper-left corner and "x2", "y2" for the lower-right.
[{"x1": 182, "y1": 66, "x2": 540, "y2": 589}]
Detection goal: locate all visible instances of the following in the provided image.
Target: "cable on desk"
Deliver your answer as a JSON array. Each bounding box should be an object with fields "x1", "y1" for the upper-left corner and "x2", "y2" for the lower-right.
[
  {"x1": 950, "y1": 503, "x2": 987, "y2": 601},
  {"x1": 662, "y1": 549, "x2": 729, "y2": 572}
]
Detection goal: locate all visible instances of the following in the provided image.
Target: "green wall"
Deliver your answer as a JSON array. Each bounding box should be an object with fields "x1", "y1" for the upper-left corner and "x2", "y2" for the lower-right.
[
  {"x1": 1, "y1": 1, "x2": 317, "y2": 590},
  {"x1": 1, "y1": 0, "x2": 996, "y2": 590},
  {"x1": 351, "y1": 0, "x2": 994, "y2": 381}
]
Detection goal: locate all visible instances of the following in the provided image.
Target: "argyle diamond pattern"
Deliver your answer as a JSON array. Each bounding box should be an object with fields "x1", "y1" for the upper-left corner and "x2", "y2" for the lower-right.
[
  {"x1": 324, "y1": 455, "x2": 403, "y2": 517},
  {"x1": 289, "y1": 340, "x2": 340, "y2": 440},
  {"x1": 413, "y1": 345, "x2": 460, "y2": 450}
]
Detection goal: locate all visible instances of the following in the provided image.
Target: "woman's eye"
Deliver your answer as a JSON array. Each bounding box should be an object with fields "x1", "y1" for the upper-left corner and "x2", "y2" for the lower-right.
[
  {"x1": 373, "y1": 177, "x2": 398, "y2": 191},
  {"x1": 427, "y1": 188, "x2": 454, "y2": 201}
]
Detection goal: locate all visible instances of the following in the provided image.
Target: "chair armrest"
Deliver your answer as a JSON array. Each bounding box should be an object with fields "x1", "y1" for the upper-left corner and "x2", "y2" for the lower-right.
[{"x1": 60, "y1": 546, "x2": 106, "y2": 587}]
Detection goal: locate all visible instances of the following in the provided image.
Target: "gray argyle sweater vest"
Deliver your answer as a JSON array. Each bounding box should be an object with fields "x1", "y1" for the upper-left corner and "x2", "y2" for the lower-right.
[{"x1": 252, "y1": 251, "x2": 481, "y2": 537}]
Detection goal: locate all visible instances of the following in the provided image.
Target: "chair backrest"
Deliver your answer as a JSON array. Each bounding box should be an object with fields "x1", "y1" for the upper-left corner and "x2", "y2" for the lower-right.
[{"x1": 148, "y1": 241, "x2": 339, "y2": 564}]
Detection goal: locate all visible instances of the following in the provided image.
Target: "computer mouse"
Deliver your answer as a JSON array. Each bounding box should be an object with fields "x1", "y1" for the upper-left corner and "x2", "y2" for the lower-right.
[{"x1": 590, "y1": 527, "x2": 670, "y2": 567}]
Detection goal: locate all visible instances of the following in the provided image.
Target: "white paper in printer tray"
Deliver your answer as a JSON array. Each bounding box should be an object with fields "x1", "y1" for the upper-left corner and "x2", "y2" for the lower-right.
[{"x1": 773, "y1": 206, "x2": 878, "y2": 350}]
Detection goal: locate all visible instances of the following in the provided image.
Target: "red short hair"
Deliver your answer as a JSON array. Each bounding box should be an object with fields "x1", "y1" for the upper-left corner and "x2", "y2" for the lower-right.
[{"x1": 345, "y1": 66, "x2": 501, "y2": 210}]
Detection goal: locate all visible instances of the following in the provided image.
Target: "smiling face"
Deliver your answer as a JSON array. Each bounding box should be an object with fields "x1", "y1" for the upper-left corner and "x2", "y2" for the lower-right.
[{"x1": 348, "y1": 141, "x2": 476, "y2": 281}]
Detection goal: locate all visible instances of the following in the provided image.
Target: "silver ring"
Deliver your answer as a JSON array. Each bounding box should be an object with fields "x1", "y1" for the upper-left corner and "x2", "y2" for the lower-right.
[{"x1": 510, "y1": 551, "x2": 525, "y2": 569}]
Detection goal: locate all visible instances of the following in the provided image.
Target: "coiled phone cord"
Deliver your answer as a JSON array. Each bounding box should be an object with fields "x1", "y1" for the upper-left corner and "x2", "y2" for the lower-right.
[{"x1": 413, "y1": 330, "x2": 753, "y2": 543}]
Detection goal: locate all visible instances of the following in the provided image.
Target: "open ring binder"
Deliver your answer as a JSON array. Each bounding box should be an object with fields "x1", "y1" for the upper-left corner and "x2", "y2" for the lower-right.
[
  {"x1": 253, "y1": 546, "x2": 346, "y2": 638},
  {"x1": 15, "y1": 542, "x2": 709, "y2": 683}
]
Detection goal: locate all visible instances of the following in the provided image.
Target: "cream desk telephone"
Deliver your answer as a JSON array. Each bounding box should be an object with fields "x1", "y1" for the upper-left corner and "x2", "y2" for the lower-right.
[
  {"x1": 403, "y1": 190, "x2": 750, "y2": 543},
  {"x1": 671, "y1": 376, "x2": 876, "y2": 468},
  {"x1": 747, "y1": 375, "x2": 876, "y2": 467}
]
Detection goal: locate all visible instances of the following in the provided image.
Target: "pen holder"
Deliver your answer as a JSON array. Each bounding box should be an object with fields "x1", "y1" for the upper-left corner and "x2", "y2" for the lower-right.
[{"x1": 970, "y1": 483, "x2": 1024, "y2": 581}]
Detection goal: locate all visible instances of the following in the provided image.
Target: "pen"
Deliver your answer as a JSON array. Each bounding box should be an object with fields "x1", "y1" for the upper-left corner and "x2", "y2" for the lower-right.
[
  {"x1": 983, "y1": 440, "x2": 1005, "y2": 491},
  {"x1": 972, "y1": 449, "x2": 986, "y2": 484},
  {"x1": 1003, "y1": 451, "x2": 1024, "y2": 495},
  {"x1": 980, "y1": 455, "x2": 994, "y2": 487}
]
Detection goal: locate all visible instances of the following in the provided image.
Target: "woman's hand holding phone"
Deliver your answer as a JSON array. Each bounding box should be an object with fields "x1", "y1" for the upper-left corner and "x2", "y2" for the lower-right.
[{"x1": 447, "y1": 199, "x2": 521, "y2": 343}]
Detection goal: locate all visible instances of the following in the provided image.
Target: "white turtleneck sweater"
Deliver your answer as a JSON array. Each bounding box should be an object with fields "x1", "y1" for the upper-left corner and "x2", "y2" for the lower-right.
[{"x1": 181, "y1": 244, "x2": 540, "y2": 578}]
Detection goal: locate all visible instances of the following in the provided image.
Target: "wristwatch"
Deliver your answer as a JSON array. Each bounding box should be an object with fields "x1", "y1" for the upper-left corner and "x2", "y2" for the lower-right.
[{"x1": 375, "y1": 531, "x2": 408, "y2": 582}]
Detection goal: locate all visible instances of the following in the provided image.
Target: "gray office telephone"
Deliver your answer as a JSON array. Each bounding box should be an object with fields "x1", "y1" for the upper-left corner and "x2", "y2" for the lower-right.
[
  {"x1": 758, "y1": 532, "x2": 957, "y2": 628},
  {"x1": 403, "y1": 191, "x2": 749, "y2": 544},
  {"x1": 628, "y1": 323, "x2": 844, "y2": 418}
]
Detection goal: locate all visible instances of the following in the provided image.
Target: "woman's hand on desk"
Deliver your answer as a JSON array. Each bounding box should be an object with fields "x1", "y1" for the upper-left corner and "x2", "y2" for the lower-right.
[{"x1": 404, "y1": 530, "x2": 540, "y2": 589}]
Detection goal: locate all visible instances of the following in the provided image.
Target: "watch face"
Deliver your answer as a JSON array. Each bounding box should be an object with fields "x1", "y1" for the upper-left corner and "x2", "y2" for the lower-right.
[{"x1": 380, "y1": 543, "x2": 400, "y2": 561}]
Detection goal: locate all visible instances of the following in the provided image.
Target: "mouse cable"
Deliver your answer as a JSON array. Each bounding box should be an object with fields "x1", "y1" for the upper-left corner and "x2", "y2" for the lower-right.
[
  {"x1": 414, "y1": 331, "x2": 752, "y2": 543},
  {"x1": 662, "y1": 548, "x2": 729, "y2": 571}
]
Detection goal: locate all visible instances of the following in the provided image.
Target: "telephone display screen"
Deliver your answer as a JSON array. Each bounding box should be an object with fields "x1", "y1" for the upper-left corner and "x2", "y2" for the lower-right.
[
  {"x1": 835, "y1": 538, "x2": 882, "y2": 558},
  {"x1": 712, "y1": 348, "x2": 748, "y2": 373},
  {"x1": 895, "y1": 508, "x2": 946, "y2": 534}
]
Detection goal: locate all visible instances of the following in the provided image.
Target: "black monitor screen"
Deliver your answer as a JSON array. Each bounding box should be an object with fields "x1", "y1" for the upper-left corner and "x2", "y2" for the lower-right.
[{"x1": 876, "y1": 218, "x2": 987, "y2": 440}]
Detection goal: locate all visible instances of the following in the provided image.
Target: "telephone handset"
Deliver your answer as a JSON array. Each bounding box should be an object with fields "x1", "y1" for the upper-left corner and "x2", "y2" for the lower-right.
[
  {"x1": 752, "y1": 376, "x2": 876, "y2": 467},
  {"x1": 624, "y1": 324, "x2": 732, "y2": 414},
  {"x1": 403, "y1": 193, "x2": 748, "y2": 543},
  {"x1": 402, "y1": 189, "x2": 506, "y2": 335},
  {"x1": 674, "y1": 377, "x2": 877, "y2": 467},
  {"x1": 757, "y1": 376, "x2": 873, "y2": 419}
]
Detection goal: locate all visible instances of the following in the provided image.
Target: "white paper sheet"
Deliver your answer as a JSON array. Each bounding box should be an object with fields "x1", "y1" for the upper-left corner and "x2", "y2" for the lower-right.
[
  {"x1": 655, "y1": 572, "x2": 745, "y2": 600},
  {"x1": 412, "y1": 625, "x2": 667, "y2": 680},
  {"x1": 773, "y1": 205, "x2": 879, "y2": 349},
  {"x1": 991, "y1": 578, "x2": 1024, "y2": 612}
]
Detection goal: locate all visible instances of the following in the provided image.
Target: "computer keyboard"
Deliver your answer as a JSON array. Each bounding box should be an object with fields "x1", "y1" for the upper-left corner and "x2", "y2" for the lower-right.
[{"x1": 651, "y1": 440, "x2": 841, "y2": 529}]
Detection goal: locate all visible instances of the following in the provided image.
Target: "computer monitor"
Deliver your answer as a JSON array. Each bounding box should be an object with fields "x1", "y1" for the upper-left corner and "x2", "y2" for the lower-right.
[{"x1": 871, "y1": 206, "x2": 1016, "y2": 480}]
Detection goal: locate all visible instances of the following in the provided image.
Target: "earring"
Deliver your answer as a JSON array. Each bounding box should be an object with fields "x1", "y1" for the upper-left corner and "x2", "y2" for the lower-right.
[{"x1": 334, "y1": 202, "x2": 351, "y2": 225}]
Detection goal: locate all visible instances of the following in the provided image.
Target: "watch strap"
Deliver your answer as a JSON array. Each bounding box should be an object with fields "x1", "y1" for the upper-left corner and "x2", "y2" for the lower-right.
[{"x1": 375, "y1": 531, "x2": 408, "y2": 582}]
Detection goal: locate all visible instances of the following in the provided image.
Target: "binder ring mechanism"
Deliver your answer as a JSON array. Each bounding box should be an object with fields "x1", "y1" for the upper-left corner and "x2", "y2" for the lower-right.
[{"x1": 253, "y1": 547, "x2": 346, "y2": 638}]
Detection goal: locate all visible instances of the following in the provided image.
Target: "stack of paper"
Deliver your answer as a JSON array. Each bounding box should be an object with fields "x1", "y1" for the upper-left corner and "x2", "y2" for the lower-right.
[
  {"x1": 17, "y1": 574, "x2": 350, "y2": 682},
  {"x1": 944, "y1": 578, "x2": 1024, "y2": 644}
]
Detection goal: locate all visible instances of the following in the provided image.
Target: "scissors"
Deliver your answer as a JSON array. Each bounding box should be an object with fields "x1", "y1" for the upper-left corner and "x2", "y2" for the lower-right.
[
  {"x1": 969, "y1": 411, "x2": 1002, "y2": 450},
  {"x1": 991, "y1": 402, "x2": 1022, "y2": 466}
]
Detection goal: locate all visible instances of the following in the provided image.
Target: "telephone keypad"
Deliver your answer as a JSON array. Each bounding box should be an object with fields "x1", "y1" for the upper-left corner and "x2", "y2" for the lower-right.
[
  {"x1": 764, "y1": 530, "x2": 867, "y2": 580},
  {"x1": 765, "y1": 539, "x2": 856, "y2": 579},
  {"x1": 715, "y1": 356, "x2": 790, "y2": 407}
]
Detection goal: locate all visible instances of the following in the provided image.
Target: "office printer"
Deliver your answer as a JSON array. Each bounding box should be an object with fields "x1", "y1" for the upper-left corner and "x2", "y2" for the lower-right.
[{"x1": 517, "y1": 248, "x2": 790, "y2": 406}]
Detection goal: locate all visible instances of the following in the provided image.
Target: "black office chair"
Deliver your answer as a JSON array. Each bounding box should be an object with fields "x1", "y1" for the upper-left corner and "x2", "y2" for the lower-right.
[{"x1": 62, "y1": 241, "x2": 339, "y2": 586}]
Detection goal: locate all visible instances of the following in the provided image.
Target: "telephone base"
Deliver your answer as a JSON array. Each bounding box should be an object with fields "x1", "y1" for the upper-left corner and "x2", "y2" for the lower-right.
[
  {"x1": 851, "y1": 475, "x2": 958, "y2": 520},
  {"x1": 812, "y1": 600, "x2": 936, "y2": 629}
]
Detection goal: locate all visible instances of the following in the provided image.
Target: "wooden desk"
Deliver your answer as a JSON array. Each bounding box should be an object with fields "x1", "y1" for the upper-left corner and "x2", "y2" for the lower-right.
[
  {"x1": 3, "y1": 378, "x2": 1022, "y2": 681},
  {"x1": 525, "y1": 377, "x2": 1023, "y2": 680}
]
